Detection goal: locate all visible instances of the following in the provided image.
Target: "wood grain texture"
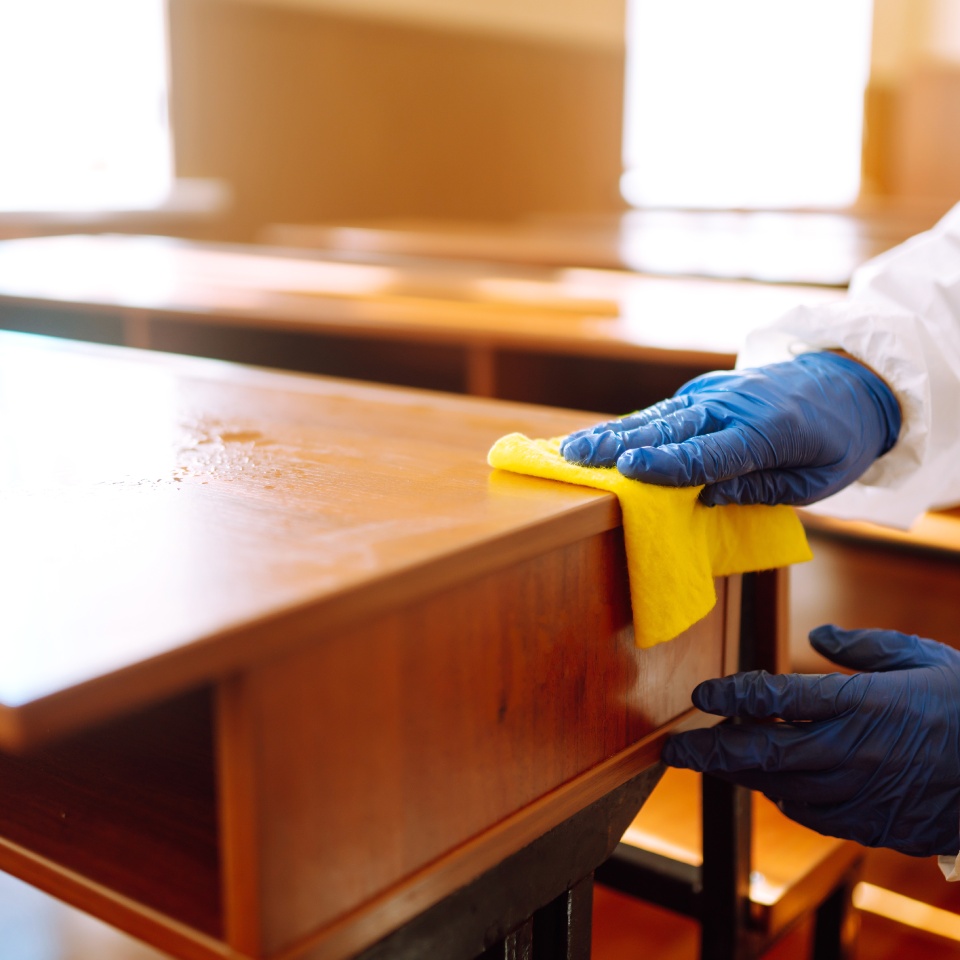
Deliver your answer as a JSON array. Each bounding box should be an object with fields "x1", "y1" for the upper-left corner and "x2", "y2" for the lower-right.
[
  {"x1": 0, "y1": 332, "x2": 624, "y2": 747},
  {"x1": 217, "y1": 535, "x2": 731, "y2": 957},
  {"x1": 0, "y1": 690, "x2": 221, "y2": 937},
  {"x1": 0, "y1": 333, "x2": 746, "y2": 960}
]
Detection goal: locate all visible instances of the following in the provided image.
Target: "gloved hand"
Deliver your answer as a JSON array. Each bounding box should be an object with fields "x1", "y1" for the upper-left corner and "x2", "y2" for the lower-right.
[
  {"x1": 662, "y1": 625, "x2": 960, "y2": 857},
  {"x1": 560, "y1": 352, "x2": 900, "y2": 506}
]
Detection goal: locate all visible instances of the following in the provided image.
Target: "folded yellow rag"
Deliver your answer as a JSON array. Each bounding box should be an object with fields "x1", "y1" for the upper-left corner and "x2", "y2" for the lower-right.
[{"x1": 488, "y1": 433, "x2": 811, "y2": 648}]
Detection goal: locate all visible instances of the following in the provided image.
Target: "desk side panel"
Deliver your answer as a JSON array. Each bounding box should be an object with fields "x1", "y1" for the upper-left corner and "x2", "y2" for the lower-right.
[{"x1": 217, "y1": 529, "x2": 728, "y2": 957}]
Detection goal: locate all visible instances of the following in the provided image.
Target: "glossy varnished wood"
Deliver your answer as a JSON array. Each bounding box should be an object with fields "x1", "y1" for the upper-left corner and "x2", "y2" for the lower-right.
[
  {"x1": 0, "y1": 331, "x2": 622, "y2": 747},
  {"x1": 0, "y1": 332, "x2": 742, "y2": 960},
  {"x1": 0, "y1": 690, "x2": 219, "y2": 936},
  {"x1": 0, "y1": 234, "x2": 841, "y2": 375},
  {"x1": 262, "y1": 208, "x2": 938, "y2": 287},
  {"x1": 217, "y1": 538, "x2": 731, "y2": 957}
]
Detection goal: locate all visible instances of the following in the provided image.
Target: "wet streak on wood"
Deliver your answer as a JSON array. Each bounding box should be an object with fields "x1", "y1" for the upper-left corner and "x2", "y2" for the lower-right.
[{"x1": 0, "y1": 688, "x2": 221, "y2": 937}]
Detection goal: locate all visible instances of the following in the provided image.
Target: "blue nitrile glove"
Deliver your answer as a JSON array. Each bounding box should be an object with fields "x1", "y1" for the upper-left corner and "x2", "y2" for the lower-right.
[
  {"x1": 560, "y1": 352, "x2": 900, "y2": 506},
  {"x1": 662, "y1": 625, "x2": 960, "y2": 857}
]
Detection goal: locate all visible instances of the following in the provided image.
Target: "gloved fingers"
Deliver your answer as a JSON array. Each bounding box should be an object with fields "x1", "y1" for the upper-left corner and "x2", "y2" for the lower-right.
[
  {"x1": 661, "y1": 719, "x2": 848, "y2": 776},
  {"x1": 691, "y1": 671, "x2": 861, "y2": 721},
  {"x1": 616, "y1": 429, "x2": 757, "y2": 486},
  {"x1": 560, "y1": 430, "x2": 626, "y2": 467},
  {"x1": 610, "y1": 403, "x2": 728, "y2": 453},
  {"x1": 731, "y1": 767, "x2": 866, "y2": 805},
  {"x1": 658, "y1": 759, "x2": 865, "y2": 808},
  {"x1": 560, "y1": 397, "x2": 702, "y2": 466},
  {"x1": 699, "y1": 465, "x2": 841, "y2": 507},
  {"x1": 809, "y1": 624, "x2": 948, "y2": 672},
  {"x1": 775, "y1": 797, "x2": 896, "y2": 850},
  {"x1": 562, "y1": 396, "x2": 694, "y2": 443},
  {"x1": 597, "y1": 395, "x2": 694, "y2": 433}
]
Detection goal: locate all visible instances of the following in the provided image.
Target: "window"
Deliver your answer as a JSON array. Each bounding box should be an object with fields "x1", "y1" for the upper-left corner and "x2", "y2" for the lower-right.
[
  {"x1": 0, "y1": 0, "x2": 172, "y2": 211},
  {"x1": 621, "y1": 1, "x2": 874, "y2": 209}
]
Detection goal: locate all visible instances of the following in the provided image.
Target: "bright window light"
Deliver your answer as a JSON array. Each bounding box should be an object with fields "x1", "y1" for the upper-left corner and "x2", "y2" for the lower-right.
[
  {"x1": 622, "y1": 1, "x2": 874, "y2": 209},
  {"x1": 0, "y1": 0, "x2": 172, "y2": 212}
]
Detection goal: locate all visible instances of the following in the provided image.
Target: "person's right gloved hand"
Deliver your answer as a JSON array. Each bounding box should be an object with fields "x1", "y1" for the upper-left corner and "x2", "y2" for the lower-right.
[
  {"x1": 662, "y1": 625, "x2": 960, "y2": 857},
  {"x1": 560, "y1": 352, "x2": 900, "y2": 506}
]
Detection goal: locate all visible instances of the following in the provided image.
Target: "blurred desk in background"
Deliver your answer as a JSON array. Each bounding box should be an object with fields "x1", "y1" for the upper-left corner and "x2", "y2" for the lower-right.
[
  {"x1": 792, "y1": 508, "x2": 960, "y2": 674},
  {"x1": 0, "y1": 233, "x2": 839, "y2": 415},
  {"x1": 0, "y1": 180, "x2": 230, "y2": 242},
  {"x1": 262, "y1": 205, "x2": 943, "y2": 288}
]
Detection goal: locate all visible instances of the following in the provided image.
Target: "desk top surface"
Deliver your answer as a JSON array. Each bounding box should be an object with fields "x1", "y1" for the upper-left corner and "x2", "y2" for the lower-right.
[
  {"x1": 0, "y1": 234, "x2": 840, "y2": 365},
  {"x1": 0, "y1": 332, "x2": 619, "y2": 746},
  {"x1": 264, "y1": 207, "x2": 943, "y2": 287}
]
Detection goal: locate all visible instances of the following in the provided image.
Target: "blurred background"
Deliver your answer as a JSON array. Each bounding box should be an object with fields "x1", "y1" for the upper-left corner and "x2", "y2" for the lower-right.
[{"x1": 1, "y1": 0, "x2": 958, "y2": 239}]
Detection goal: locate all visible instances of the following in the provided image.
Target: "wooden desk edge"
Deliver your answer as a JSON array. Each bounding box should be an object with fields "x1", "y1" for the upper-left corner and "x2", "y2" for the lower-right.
[
  {"x1": 0, "y1": 835, "x2": 230, "y2": 960},
  {"x1": 0, "y1": 495, "x2": 622, "y2": 752},
  {"x1": 0, "y1": 290, "x2": 740, "y2": 369},
  {"x1": 799, "y1": 507, "x2": 960, "y2": 556},
  {"x1": 276, "y1": 708, "x2": 717, "y2": 960}
]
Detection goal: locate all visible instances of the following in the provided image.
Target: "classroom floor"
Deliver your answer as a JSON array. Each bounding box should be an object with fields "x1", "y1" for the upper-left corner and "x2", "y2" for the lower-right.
[{"x1": 0, "y1": 846, "x2": 958, "y2": 960}]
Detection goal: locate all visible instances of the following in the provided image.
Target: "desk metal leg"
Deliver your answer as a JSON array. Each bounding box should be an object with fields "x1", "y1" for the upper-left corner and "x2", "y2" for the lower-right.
[
  {"x1": 480, "y1": 919, "x2": 534, "y2": 960},
  {"x1": 700, "y1": 775, "x2": 752, "y2": 960},
  {"x1": 811, "y1": 868, "x2": 860, "y2": 960},
  {"x1": 531, "y1": 875, "x2": 593, "y2": 960},
  {"x1": 482, "y1": 874, "x2": 593, "y2": 960}
]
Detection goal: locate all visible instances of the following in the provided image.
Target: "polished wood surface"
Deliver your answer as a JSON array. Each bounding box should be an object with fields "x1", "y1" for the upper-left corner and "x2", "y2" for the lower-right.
[
  {"x1": 791, "y1": 528, "x2": 960, "y2": 674},
  {"x1": 0, "y1": 329, "x2": 620, "y2": 746},
  {"x1": 0, "y1": 234, "x2": 840, "y2": 378},
  {"x1": 262, "y1": 207, "x2": 941, "y2": 287},
  {"x1": 799, "y1": 506, "x2": 960, "y2": 555},
  {"x1": 0, "y1": 690, "x2": 219, "y2": 936},
  {"x1": 217, "y1": 550, "x2": 730, "y2": 957},
  {"x1": 0, "y1": 331, "x2": 740, "y2": 960}
]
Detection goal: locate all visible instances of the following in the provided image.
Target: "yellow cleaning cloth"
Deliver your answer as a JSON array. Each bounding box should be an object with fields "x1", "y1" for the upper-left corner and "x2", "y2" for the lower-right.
[{"x1": 488, "y1": 433, "x2": 812, "y2": 648}]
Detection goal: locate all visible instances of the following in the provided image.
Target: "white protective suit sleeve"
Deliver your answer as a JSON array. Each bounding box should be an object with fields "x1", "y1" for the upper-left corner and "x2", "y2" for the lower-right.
[{"x1": 737, "y1": 202, "x2": 960, "y2": 529}]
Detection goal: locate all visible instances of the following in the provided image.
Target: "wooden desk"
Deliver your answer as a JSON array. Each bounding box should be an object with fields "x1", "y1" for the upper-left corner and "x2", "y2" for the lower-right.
[
  {"x1": 0, "y1": 331, "x2": 742, "y2": 960},
  {"x1": 791, "y1": 509, "x2": 960, "y2": 673},
  {"x1": 262, "y1": 207, "x2": 941, "y2": 288},
  {"x1": 0, "y1": 234, "x2": 840, "y2": 414}
]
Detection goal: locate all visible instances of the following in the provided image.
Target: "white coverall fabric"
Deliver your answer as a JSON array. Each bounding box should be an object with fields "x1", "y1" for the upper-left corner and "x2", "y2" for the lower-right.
[
  {"x1": 739, "y1": 204, "x2": 960, "y2": 880},
  {"x1": 737, "y1": 202, "x2": 960, "y2": 530}
]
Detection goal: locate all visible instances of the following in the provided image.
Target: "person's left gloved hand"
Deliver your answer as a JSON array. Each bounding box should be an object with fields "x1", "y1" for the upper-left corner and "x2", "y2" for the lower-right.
[{"x1": 662, "y1": 625, "x2": 960, "y2": 857}]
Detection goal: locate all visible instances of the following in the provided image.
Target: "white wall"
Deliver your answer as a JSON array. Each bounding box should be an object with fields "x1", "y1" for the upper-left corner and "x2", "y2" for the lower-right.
[{"x1": 209, "y1": 0, "x2": 627, "y2": 49}]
